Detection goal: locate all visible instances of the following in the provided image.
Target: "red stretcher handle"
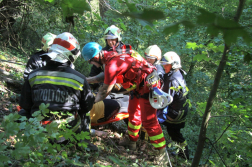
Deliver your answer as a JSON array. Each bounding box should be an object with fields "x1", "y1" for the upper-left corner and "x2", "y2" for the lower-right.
[{"x1": 91, "y1": 112, "x2": 129, "y2": 126}]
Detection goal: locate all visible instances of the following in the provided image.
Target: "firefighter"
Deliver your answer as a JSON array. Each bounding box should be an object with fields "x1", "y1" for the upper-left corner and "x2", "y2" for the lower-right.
[
  {"x1": 158, "y1": 51, "x2": 190, "y2": 160},
  {"x1": 138, "y1": 45, "x2": 165, "y2": 149},
  {"x1": 87, "y1": 25, "x2": 126, "y2": 93},
  {"x1": 82, "y1": 42, "x2": 169, "y2": 166},
  {"x1": 19, "y1": 32, "x2": 97, "y2": 151},
  {"x1": 144, "y1": 45, "x2": 165, "y2": 80}
]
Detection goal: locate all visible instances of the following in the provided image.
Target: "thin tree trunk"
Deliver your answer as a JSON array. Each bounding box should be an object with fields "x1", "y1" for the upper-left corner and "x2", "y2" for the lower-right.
[{"x1": 191, "y1": 0, "x2": 245, "y2": 166}]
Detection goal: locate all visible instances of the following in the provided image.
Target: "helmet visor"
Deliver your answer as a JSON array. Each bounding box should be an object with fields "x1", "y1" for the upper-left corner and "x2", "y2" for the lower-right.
[
  {"x1": 145, "y1": 53, "x2": 157, "y2": 59},
  {"x1": 104, "y1": 35, "x2": 118, "y2": 40},
  {"x1": 160, "y1": 57, "x2": 171, "y2": 65},
  {"x1": 104, "y1": 30, "x2": 118, "y2": 40}
]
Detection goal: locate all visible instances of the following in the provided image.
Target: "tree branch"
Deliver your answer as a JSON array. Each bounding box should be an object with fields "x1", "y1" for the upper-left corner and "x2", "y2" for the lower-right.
[
  {"x1": 205, "y1": 137, "x2": 227, "y2": 167},
  {"x1": 210, "y1": 115, "x2": 237, "y2": 118},
  {"x1": 214, "y1": 118, "x2": 236, "y2": 144}
]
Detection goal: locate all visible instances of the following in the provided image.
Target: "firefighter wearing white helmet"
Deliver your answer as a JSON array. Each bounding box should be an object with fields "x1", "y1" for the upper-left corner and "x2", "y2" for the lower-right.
[
  {"x1": 161, "y1": 51, "x2": 182, "y2": 69},
  {"x1": 23, "y1": 32, "x2": 57, "y2": 80},
  {"x1": 144, "y1": 45, "x2": 162, "y2": 65},
  {"x1": 145, "y1": 45, "x2": 165, "y2": 81},
  {"x1": 104, "y1": 25, "x2": 122, "y2": 41},
  {"x1": 47, "y1": 32, "x2": 81, "y2": 63},
  {"x1": 19, "y1": 32, "x2": 98, "y2": 152},
  {"x1": 87, "y1": 25, "x2": 127, "y2": 92},
  {"x1": 158, "y1": 51, "x2": 190, "y2": 160}
]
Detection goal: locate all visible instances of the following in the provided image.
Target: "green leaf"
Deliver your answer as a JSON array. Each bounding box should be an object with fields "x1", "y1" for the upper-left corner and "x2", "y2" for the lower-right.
[
  {"x1": 197, "y1": 8, "x2": 216, "y2": 24},
  {"x1": 223, "y1": 29, "x2": 240, "y2": 46},
  {"x1": 0, "y1": 155, "x2": 9, "y2": 164},
  {"x1": 61, "y1": 0, "x2": 90, "y2": 17},
  {"x1": 181, "y1": 20, "x2": 195, "y2": 29},
  {"x1": 216, "y1": 16, "x2": 240, "y2": 28},
  {"x1": 45, "y1": 0, "x2": 54, "y2": 2},
  {"x1": 186, "y1": 42, "x2": 198, "y2": 50},
  {"x1": 120, "y1": 22, "x2": 127, "y2": 31},
  {"x1": 209, "y1": 160, "x2": 216, "y2": 166},
  {"x1": 19, "y1": 122, "x2": 26, "y2": 130},
  {"x1": 163, "y1": 23, "x2": 179, "y2": 35},
  {"x1": 140, "y1": 9, "x2": 165, "y2": 21},
  {"x1": 231, "y1": 98, "x2": 243, "y2": 105},
  {"x1": 123, "y1": 0, "x2": 138, "y2": 12},
  {"x1": 13, "y1": 142, "x2": 30, "y2": 160},
  {"x1": 206, "y1": 25, "x2": 220, "y2": 37},
  {"x1": 137, "y1": 19, "x2": 154, "y2": 28},
  {"x1": 62, "y1": 151, "x2": 68, "y2": 158},
  {"x1": 109, "y1": 156, "x2": 125, "y2": 167},
  {"x1": 193, "y1": 54, "x2": 211, "y2": 61}
]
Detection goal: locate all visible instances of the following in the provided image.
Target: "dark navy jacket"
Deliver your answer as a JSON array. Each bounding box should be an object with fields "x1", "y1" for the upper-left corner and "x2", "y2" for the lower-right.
[
  {"x1": 19, "y1": 60, "x2": 94, "y2": 121},
  {"x1": 162, "y1": 69, "x2": 188, "y2": 111},
  {"x1": 23, "y1": 50, "x2": 47, "y2": 80}
]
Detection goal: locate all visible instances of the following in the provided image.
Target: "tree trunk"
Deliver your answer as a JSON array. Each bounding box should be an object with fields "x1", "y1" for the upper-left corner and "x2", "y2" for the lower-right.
[{"x1": 191, "y1": 0, "x2": 245, "y2": 166}]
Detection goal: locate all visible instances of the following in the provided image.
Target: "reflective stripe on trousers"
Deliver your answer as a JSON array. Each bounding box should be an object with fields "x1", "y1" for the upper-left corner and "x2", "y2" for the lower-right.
[{"x1": 128, "y1": 93, "x2": 166, "y2": 149}]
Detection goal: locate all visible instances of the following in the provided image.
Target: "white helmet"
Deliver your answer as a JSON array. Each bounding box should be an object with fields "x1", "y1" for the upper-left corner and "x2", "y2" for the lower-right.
[
  {"x1": 47, "y1": 32, "x2": 81, "y2": 63},
  {"x1": 104, "y1": 25, "x2": 122, "y2": 41},
  {"x1": 41, "y1": 32, "x2": 57, "y2": 52},
  {"x1": 160, "y1": 51, "x2": 182, "y2": 69},
  {"x1": 149, "y1": 87, "x2": 173, "y2": 109},
  {"x1": 144, "y1": 45, "x2": 162, "y2": 65}
]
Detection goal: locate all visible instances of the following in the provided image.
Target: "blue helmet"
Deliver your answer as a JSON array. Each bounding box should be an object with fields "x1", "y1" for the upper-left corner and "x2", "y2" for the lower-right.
[{"x1": 82, "y1": 42, "x2": 102, "y2": 61}]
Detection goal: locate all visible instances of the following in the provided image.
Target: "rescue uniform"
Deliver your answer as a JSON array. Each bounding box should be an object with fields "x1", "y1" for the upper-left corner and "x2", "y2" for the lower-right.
[
  {"x1": 19, "y1": 60, "x2": 94, "y2": 133},
  {"x1": 139, "y1": 63, "x2": 165, "y2": 141},
  {"x1": 161, "y1": 69, "x2": 189, "y2": 158},
  {"x1": 23, "y1": 50, "x2": 47, "y2": 80},
  {"x1": 103, "y1": 50, "x2": 166, "y2": 150},
  {"x1": 88, "y1": 41, "x2": 125, "y2": 91}
]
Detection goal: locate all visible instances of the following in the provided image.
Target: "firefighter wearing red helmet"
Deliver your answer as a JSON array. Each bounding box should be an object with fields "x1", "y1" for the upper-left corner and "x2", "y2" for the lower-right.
[{"x1": 19, "y1": 32, "x2": 97, "y2": 151}]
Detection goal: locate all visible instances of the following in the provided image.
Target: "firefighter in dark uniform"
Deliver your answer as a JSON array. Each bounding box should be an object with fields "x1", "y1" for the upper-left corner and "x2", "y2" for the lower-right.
[
  {"x1": 19, "y1": 32, "x2": 97, "y2": 151},
  {"x1": 158, "y1": 51, "x2": 189, "y2": 159}
]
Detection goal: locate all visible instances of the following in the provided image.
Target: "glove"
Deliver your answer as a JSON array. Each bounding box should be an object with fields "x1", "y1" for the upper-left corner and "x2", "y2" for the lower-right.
[{"x1": 157, "y1": 106, "x2": 169, "y2": 123}]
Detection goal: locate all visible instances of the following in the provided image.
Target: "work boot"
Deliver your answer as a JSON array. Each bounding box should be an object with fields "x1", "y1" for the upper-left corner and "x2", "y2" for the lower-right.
[
  {"x1": 154, "y1": 147, "x2": 170, "y2": 167},
  {"x1": 77, "y1": 139, "x2": 98, "y2": 152},
  {"x1": 118, "y1": 135, "x2": 137, "y2": 150}
]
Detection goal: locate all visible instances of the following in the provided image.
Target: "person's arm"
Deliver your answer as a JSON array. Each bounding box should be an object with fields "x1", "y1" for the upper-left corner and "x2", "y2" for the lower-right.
[
  {"x1": 80, "y1": 77, "x2": 95, "y2": 113},
  {"x1": 95, "y1": 83, "x2": 115, "y2": 103},
  {"x1": 86, "y1": 72, "x2": 104, "y2": 84},
  {"x1": 19, "y1": 79, "x2": 33, "y2": 112}
]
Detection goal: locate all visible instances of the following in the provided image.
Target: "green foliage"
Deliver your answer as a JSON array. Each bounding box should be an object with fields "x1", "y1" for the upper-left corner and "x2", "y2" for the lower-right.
[
  {"x1": 36, "y1": 0, "x2": 91, "y2": 17},
  {"x1": 0, "y1": 104, "x2": 90, "y2": 166}
]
